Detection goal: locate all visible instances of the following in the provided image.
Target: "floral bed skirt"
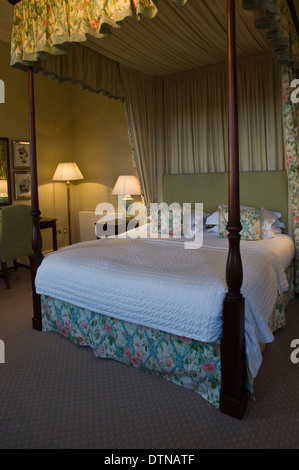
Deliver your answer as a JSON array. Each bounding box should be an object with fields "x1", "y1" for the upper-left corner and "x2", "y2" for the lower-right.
[{"x1": 41, "y1": 262, "x2": 295, "y2": 408}]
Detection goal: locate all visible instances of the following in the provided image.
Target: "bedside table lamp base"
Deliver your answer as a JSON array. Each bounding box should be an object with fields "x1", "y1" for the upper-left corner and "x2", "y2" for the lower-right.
[
  {"x1": 112, "y1": 175, "x2": 141, "y2": 221},
  {"x1": 123, "y1": 194, "x2": 134, "y2": 220}
]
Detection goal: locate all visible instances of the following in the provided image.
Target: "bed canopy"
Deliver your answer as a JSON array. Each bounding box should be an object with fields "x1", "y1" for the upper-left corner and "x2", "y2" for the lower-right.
[{"x1": 7, "y1": 0, "x2": 299, "y2": 419}]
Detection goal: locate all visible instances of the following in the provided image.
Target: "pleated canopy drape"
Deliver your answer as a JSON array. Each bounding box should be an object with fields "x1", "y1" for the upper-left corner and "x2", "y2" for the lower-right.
[{"x1": 10, "y1": 0, "x2": 187, "y2": 70}]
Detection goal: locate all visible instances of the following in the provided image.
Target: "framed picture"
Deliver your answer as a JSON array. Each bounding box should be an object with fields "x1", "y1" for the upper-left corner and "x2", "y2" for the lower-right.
[
  {"x1": 13, "y1": 140, "x2": 30, "y2": 169},
  {"x1": 0, "y1": 137, "x2": 12, "y2": 206},
  {"x1": 14, "y1": 171, "x2": 31, "y2": 200}
]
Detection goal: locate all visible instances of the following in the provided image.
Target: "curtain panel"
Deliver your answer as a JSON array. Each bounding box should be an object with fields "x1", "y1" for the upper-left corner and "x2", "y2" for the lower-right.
[
  {"x1": 164, "y1": 52, "x2": 285, "y2": 174},
  {"x1": 241, "y1": 0, "x2": 299, "y2": 292},
  {"x1": 278, "y1": 3, "x2": 299, "y2": 293},
  {"x1": 32, "y1": 43, "x2": 125, "y2": 101},
  {"x1": 120, "y1": 67, "x2": 163, "y2": 207},
  {"x1": 282, "y1": 66, "x2": 299, "y2": 293}
]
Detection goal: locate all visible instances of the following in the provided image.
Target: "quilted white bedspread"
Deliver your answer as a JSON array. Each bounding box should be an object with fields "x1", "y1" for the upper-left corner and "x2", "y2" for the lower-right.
[{"x1": 35, "y1": 233, "x2": 294, "y2": 377}]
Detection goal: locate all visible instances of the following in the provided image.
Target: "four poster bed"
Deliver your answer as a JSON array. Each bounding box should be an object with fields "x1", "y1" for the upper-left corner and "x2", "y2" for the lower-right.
[{"x1": 7, "y1": 0, "x2": 299, "y2": 420}]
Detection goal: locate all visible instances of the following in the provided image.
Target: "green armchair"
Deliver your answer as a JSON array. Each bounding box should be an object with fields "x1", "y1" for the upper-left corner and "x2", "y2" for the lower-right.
[{"x1": 0, "y1": 204, "x2": 33, "y2": 289}]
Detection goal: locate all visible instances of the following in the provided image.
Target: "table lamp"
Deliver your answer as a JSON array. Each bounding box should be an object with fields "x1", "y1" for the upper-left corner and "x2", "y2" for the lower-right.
[
  {"x1": 52, "y1": 162, "x2": 84, "y2": 245},
  {"x1": 112, "y1": 175, "x2": 141, "y2": 219}
]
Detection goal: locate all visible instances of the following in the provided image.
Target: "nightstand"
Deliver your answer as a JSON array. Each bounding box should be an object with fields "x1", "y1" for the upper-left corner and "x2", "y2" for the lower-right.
[
  {"x1": 40, "y1": 217, "x2": 57, "y2": 251},
  {"x1": 96, "y1": 218, "x2": 139, "y2": 238}
]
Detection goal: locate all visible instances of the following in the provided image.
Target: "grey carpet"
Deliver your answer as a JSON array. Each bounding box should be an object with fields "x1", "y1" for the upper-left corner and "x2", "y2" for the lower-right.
[{"x1": 0, "y1": 268, "x2": 299, "y2": 449}]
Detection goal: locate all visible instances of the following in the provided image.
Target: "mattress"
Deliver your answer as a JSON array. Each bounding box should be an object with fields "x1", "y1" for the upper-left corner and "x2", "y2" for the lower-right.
[{"x1": 35, "y1": 228, "x2": 295, "y2": 378}]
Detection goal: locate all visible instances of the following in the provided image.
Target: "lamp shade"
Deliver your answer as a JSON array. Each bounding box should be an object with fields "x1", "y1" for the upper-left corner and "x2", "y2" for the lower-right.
[
  {"x1": 52, "y1": 162, "x2": 84, "y2": 182},
  {"x1": 0, "y1": 180, "x2": 8, "y2": 194},
  {"x1": 112, "y1": 175, "x2": 141, "y2": 195}
]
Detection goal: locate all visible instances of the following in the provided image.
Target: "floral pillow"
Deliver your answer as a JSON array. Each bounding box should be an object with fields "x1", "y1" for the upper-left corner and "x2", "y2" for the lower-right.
[
  {"x1": 218, "y1": 205, "x2": 264, "y2": 241},
  {"x1": 150, "y1": 208, "x2": 183, "y2": 236}
]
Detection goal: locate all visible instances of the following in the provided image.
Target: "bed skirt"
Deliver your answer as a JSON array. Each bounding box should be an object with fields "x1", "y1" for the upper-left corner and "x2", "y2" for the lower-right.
[{"x1": 40, "y1": 262, "x2": 295, "y2": 409}]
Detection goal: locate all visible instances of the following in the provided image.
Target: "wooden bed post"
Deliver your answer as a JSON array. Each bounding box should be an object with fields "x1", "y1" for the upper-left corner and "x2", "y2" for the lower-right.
[
  {"x1": 28, "y1": 66, "x2": 44, "y2": 331},
  {"x1": 219, "y1": 0, "x2": 247, "y2": 419}
]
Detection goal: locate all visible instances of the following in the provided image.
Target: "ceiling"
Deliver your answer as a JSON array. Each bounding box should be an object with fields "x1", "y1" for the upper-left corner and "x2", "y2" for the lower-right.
[{"x1": 0, "y1": 0, "x2": 299, "y2": 76}]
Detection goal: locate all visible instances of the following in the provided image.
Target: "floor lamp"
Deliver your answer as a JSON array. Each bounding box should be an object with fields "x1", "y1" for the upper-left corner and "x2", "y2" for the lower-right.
[{"x1": 52, "y1": 162, "x2": 84, "y2": 245}]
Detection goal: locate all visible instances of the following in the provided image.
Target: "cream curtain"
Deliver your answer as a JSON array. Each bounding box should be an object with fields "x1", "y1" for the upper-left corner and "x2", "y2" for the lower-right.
[
  {"x1": 35, "y1": 43, "x2": 125, "y2": 100},
  {"x1": 34, "y1": 48, "x2": 285, "y2": 203},
  {"x1": 282, "y1": 65, "x2": 299, "y2": 293},
  {"x1": 120, "y1": 67, "x2": 163, "y2": 207},
  {"x1": 164, "y1": 52, "x2": 285, "y2": 174}
]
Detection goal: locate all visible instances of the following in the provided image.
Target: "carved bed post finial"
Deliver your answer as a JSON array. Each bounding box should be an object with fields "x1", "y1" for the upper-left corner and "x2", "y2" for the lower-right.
[
  {"x1": 28, "y1": 66, "x2": 44, "y2": 331},
  {"x1": 219, "y1": 0, "x2": 247, "y2": 419}
]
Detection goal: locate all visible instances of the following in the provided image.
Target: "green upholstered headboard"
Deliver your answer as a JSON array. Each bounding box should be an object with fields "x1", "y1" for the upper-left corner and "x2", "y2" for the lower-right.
[{"x1": 162, "y1": 170, "x2": 289, "y2": 232}]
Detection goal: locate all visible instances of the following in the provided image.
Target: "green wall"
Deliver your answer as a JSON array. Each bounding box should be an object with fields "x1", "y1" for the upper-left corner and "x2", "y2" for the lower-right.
[{"x1": 70, "y1": 85, "x2": 135, "y2": 241}]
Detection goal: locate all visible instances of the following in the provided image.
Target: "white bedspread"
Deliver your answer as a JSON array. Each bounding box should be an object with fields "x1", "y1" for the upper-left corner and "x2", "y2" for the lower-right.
[{"x1": 35, "y1": 232, "x2": 294, "y2": 377}]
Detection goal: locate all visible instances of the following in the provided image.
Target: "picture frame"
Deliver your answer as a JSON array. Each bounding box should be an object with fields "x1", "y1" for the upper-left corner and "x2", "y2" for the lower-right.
[
  {"x1": 0, "y1": 137, "x2": 12, "y2": 206},
  {"x1": 14, "y1": 171, "x2": 31, "y2": 200},
  {"x1": 13, "y1": 140, "x2": 30, "y2": 170}
]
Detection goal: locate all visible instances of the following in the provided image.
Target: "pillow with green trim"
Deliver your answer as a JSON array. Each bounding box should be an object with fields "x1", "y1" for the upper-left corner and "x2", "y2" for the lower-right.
[{"x1": 218, "y1": 205, "x2": 264, "y2": 241}]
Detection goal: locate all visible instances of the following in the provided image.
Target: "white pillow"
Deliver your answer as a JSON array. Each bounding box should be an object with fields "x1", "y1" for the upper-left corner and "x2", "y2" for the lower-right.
[
  {"x1": 183, "y1": 209, "x2": 210, "y2": 236},
  {"x1": 273, "y1": 219, "x2": 285, "y2": 231},
  {"x1": 205, "y1": 210, "x2": 219, "y2": 226},
  {"x1": 207, "y1": 224, "x2": 219, "y2": 233},
  {"x1": 261, "y1": 220, "x2": 285, "y2": 239},
  {"x1": 261, "y1": 230, "x2": 274, "y2": 239},
  {"x1": 187, "y1": 209, "x2": 210, "y2": 226},
  {"x1": 262, "y1": 211, "x2": 282, "y2": 230}
]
